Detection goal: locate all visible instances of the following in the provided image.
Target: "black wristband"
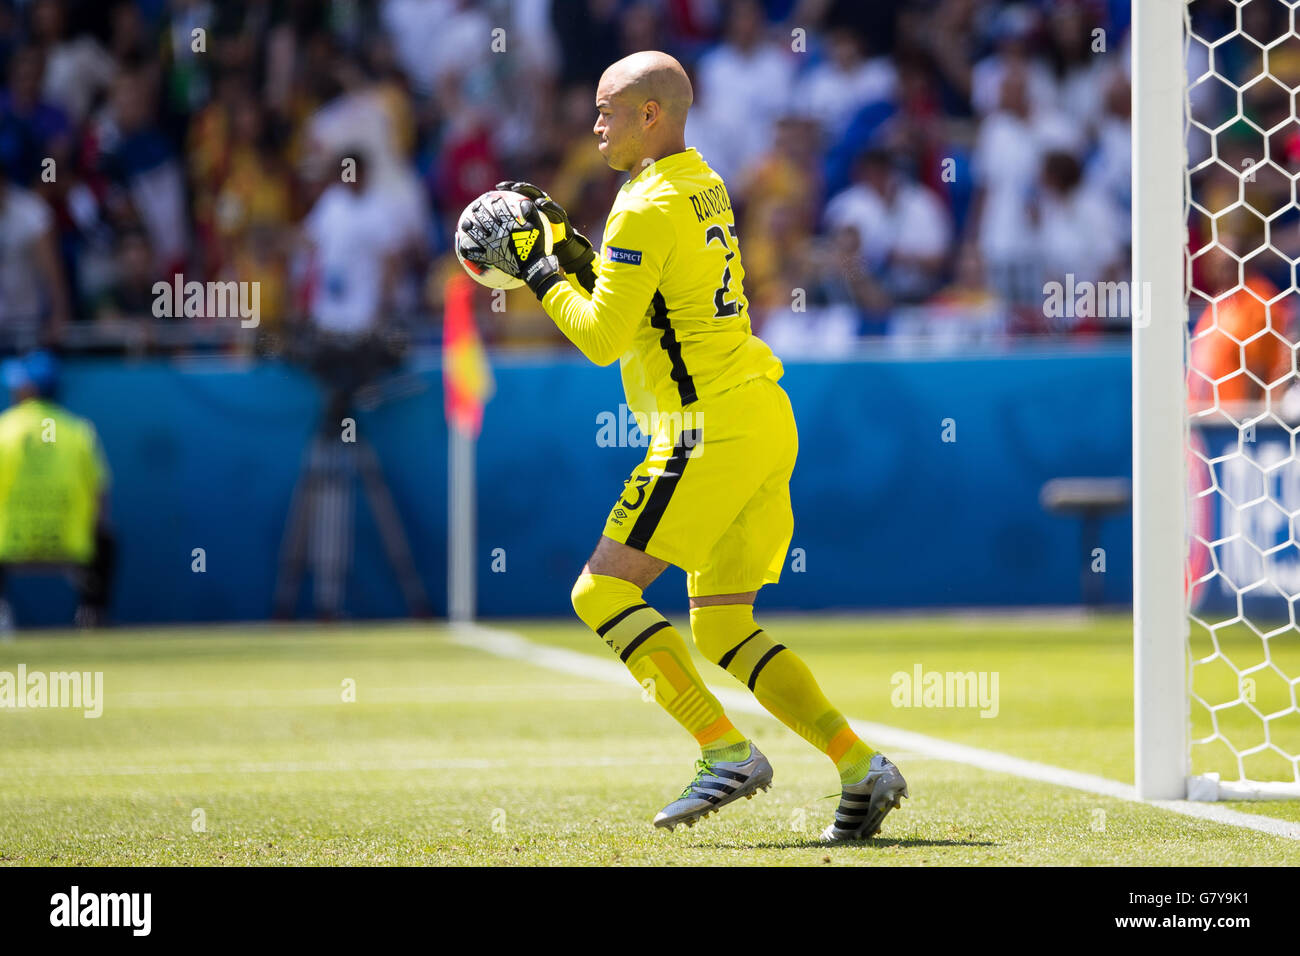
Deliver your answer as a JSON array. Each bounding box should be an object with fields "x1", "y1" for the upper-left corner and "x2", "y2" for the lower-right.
[
  {"x1": 552, "y1": 234, "x2": 592, "y2": 271},
  {"x1": 531, "y1": 270, "x2": 563, "y2": 301},
  {"x1": 564, "y1": 243, "x2": 595, "y2": 272}
]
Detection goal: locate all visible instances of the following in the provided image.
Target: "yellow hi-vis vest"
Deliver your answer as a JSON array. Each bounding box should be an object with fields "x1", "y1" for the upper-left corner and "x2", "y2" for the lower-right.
[{"x1": 0, "y1": 398, "x2": 107, "y2": 563}]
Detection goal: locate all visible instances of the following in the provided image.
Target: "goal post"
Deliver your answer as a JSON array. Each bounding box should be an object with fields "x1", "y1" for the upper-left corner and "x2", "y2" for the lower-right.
[
  {"x1": 1135, "y1": 0, "x2": 1300, "y2": 801},
  {"x1": 1133, "y1": 0, "x2": 1190, "y2": 801}
]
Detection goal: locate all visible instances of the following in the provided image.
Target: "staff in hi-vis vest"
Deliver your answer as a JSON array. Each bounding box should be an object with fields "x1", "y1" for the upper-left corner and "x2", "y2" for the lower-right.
[{"x1": 0, "y1": 351, "x2": 114, "y2": 630}]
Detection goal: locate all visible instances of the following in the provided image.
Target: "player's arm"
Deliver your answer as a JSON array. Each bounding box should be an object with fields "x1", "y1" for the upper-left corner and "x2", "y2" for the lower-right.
[{"x1": 539, "y1": 203, "x2": 668, "y2": 367}]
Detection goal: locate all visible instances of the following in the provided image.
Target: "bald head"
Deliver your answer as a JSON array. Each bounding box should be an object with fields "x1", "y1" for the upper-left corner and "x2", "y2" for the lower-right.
[
  {"x1": 594, "y1": 51, "x2": 692, "y2": 171},
  {"x1": 601, "y1": 51, "x2": 693, "y2": 126}
]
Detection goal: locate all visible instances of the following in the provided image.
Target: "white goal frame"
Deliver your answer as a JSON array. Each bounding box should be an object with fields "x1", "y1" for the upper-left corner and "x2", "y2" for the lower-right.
[
  {"x1": 1133, "y1": 0, "x2": 1300, "y2": 802},
  {"x1": 1133, "y1": 0, "x2": 1190, "y2": 802}
]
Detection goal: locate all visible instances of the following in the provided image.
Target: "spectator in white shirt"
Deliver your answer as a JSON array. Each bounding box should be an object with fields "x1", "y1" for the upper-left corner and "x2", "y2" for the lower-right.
[
  {"x1": 970, "y1": 65, "x2": 1073, "y2": 307},
  {"x1": 1035, "y1": 150, "x2": 1125, "y2": 331},
  {"x1": 687, "y1": 0, "x2": 795, "y2": 184},
  {"x1": 380, "y1": 0, "x2": 493, "y2": 98},
  {"x1": 1086, "y1": 70, "x2": 1132, "y2": 213},
  {"x1": 970, "y1": 4, "x2": 1056, "y2": 116},
  {"x1": 796, "y1": 27, "x2": 897, "y2": 141},
  {"x1": 0, "y1": 165, "x2": 71, "y2": 342},
  {"x1": 301, "y1": 151, "x2": 404, "y2": 336},
  {"x1": 824, "y1": 148, "x2": 951, "y2": 303},
  {"x1": 31, "y1": 0, "x2": 116, "y2": 125},
  {"x1": 1044, "y1": 0, "x2": 1110, "y2": 136}
]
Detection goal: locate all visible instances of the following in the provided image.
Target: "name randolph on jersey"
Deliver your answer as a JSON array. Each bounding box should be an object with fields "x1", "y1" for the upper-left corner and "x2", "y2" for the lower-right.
[{"x1": 688, "y1": 183, "x2": 732, "y2": 223}]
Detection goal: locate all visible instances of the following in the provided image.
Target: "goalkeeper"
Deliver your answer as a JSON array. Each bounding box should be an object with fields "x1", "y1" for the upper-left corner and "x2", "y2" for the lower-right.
[{"x1": 458, "y1": 51, "x2": 907, "y2": 840}]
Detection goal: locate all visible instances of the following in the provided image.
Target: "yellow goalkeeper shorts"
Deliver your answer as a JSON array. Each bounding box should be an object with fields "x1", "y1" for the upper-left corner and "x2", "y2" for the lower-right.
[{"x1": 602, "y1": 374, "x2": 798, "y2": 597}]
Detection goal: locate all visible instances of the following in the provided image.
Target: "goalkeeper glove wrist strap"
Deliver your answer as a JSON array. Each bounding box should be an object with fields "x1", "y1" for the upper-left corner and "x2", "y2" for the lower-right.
[
  {"x1": 525, "y1": 256, "x2": 563, "y2": 300},
  {"x1": 555, "y1": 236, "x2": 595, "y2": 273}
]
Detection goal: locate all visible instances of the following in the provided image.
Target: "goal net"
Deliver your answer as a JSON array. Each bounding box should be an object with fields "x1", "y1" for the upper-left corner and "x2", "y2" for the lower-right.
[{"x1": 1140, "y1": 0, "x2": 1300, "y2": 800}]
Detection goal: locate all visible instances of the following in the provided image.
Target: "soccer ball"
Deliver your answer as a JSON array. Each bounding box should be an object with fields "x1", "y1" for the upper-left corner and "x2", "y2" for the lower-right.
[{"x1": 455, "y1": 189, "x2": 555, "y2": 290}]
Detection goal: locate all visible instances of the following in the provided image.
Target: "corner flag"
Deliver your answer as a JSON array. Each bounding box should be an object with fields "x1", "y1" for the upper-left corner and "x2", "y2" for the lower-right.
[{"x1": 443, "y1": 274, "x2": 494, "y2": 437}]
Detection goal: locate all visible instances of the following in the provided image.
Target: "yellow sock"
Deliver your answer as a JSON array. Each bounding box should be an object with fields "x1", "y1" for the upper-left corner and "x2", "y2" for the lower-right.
[
  {"x1": 572, "y1": 574, "x2": 746, "y2": 751},
  {"x1": 690, "y1": 604, "x2": 876, "y2": 785}
]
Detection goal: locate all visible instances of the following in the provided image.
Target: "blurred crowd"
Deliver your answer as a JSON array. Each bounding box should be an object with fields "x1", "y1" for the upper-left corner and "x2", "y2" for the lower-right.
[{"x1": 0, "y1": 0, "x2": 1155, "y2": 356}]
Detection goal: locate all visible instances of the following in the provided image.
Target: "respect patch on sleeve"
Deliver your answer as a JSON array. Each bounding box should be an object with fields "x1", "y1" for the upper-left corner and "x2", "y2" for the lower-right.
[{"x1": 604, "y1": 246, "x2": 643, "y2": 265}]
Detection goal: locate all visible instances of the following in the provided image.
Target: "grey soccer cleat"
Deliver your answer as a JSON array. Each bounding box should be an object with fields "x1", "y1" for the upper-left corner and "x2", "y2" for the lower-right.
[
  {"x1": 820, "y1": 752, "x2": 909, "y2": 842},
  {"x1": 653, "y1": 743, "x2": 774, "y2": 831}
]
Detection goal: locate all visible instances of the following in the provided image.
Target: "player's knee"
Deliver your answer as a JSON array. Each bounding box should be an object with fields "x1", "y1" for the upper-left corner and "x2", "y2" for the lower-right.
[
  {"x1": 692, "y1": 605, "x2": 786, "y2": 687},
  {"x1": 689, "y1": 603, "x2": 759, "y2": 664},
  {"x1": 570, "y1": 572, "x2": 642, "y2": 633},
  {"x1": 570, "y1": 573, "x2": 597, "y2": 625}
]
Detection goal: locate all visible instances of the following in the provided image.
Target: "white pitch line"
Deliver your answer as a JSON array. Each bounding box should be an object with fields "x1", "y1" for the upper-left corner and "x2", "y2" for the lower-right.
[{"x1": 450, "y1": 623, "x2": 1300, "y2": 842}]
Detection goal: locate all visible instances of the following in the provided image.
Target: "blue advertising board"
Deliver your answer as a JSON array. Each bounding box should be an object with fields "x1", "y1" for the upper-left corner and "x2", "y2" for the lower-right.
[{"x1": 3, "y1": 345, "x2": 1134, "y2": 626}]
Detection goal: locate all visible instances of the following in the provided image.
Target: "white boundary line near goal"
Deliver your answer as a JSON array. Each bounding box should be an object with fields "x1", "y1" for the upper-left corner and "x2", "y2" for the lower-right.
[{"x1": 450, "y1": 623, "x2": 1300, "y2": 842}]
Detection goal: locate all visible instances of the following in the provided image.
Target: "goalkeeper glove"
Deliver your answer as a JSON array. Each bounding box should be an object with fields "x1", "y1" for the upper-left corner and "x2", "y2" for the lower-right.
[
  {"x1": 496, "y1": 181, "x2": 597, "y2": 289},
  {"x1": 458, "y1": 193, "x2": 563, "y2": 300}
]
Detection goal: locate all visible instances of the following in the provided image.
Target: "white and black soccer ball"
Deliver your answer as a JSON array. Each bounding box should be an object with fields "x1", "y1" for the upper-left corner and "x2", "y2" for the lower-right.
[{"x1": 455, "y1": 189, "x2": 554, "y2": 290}]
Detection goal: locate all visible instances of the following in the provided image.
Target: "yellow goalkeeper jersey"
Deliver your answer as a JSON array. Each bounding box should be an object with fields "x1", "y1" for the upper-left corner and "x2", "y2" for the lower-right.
[{"x1": 542, "y1": 147, "x2": 783, "y2": 420}]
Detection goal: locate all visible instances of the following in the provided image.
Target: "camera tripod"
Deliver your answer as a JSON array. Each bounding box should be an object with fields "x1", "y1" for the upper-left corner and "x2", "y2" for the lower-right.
[{"x1": 272, "y1": 335, "x2": 431, "y2": 620}]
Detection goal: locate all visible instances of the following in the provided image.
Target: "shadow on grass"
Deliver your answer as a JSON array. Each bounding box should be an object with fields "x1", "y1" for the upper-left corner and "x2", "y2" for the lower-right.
[{"x1": 701, "y1": 837, "x2": 998, "y2": 850}]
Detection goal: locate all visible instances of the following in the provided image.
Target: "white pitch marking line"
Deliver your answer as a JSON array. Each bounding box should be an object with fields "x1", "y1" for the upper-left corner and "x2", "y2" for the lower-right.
[{"x1": 451, "y1": 623, "x2": 1300, "y2": 842}]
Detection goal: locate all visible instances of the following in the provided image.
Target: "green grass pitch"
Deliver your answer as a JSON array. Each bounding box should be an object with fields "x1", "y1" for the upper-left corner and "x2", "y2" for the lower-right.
[{"x1": 1, "y1": 613, "x2": 1298, "y2": 866}]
